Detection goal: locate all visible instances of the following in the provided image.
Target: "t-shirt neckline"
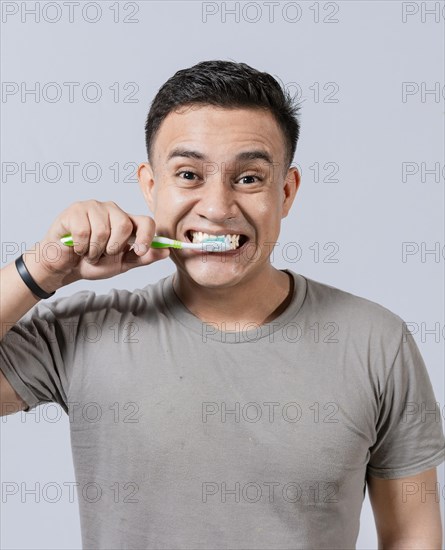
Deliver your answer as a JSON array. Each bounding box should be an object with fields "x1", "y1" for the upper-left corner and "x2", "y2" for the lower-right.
[{"x1": 161, "y1": 269, "x2": 307, "y2": 343}]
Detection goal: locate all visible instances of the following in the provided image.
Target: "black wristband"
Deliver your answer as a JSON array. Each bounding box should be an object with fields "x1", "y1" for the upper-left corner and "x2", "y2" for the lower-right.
[{"x1": 15, "y1": 254, "x2": 56, "y2": 300}]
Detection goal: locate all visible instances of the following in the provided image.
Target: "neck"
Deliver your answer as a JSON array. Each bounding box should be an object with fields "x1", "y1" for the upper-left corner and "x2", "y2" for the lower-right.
[{"x1": 172, "y1": 265, "x2": 293, "y2": 330}]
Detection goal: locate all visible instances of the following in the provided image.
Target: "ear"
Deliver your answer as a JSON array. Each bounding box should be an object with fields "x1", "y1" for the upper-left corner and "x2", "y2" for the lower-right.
[
  {"x1": 281, "y1": 166, "x2": 301, "y2": 218},
  {"x1": 137, "y1": 162, "x2": 156, "y2": 212}
]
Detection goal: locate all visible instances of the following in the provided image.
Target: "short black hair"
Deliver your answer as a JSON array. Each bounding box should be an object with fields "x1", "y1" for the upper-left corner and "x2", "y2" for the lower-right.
[{"x1": 144, "y1": 60, "x2": 301, "y2": 174}]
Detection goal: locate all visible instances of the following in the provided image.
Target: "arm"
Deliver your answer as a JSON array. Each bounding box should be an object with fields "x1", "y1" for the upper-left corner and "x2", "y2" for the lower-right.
[
  {"x1": 0, "y1": 252, "x2": 60, "y2": 340},
  {"x1": 0, "y1": 371, "x2": 27, "y2": 415},
  {"x1": 0, "y1": 200, "x2": 169, "y2": 416},
  {"x1": 0, "y1": 199, "x2": 166, "y2": 342},
  {"x1": 0, "y1": 254, "x2": 63, "y2": 415},
  {"x1": 367, "y1": 467, "x2": 443, "y2": 549}
]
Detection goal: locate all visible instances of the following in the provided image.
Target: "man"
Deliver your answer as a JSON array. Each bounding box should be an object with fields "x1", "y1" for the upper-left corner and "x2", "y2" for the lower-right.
[{"x1": 1, "y1": 60, "x2": 444, "y2": 549}]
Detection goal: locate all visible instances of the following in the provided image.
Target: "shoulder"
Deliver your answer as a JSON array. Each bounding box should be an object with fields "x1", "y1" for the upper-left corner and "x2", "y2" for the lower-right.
[
  {"x1": 304, "y1": 275, "x2": 404, "y2": 326},
  {"x1": 302, "y1": 274, "x2": 406, "y2": 348}
]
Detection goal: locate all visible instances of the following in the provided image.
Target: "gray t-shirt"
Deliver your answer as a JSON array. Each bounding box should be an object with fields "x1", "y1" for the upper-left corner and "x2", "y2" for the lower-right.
[{"x1": 1, "y1": 269, "x2": 444, "y2": 549}]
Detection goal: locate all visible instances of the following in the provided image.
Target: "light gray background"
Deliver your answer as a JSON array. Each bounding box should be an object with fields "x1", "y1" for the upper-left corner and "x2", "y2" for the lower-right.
[{"x1": 1, "y1": 1, "x2": 444, "y2": 548}]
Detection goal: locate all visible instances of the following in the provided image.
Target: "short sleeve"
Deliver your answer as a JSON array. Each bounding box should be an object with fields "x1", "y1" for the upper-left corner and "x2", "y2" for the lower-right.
[
  {"x1": 0, "y1": 291, "x2": 91, "y2": 415},
  {"x1": 366, "y1": 326, "x2": 445, "y2": 479}
]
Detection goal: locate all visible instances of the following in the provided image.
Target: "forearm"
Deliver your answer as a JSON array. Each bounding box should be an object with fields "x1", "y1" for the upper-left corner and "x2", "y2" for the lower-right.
[
  {"x1": 379, "y1": 535, "x2": 443, "y2": 549},
  {"x1": 379, "y1": 515, "x2": 443, "y2": 549},
  {"x1": 0, "y1": 252, "x2": 62, "y2": 340}
]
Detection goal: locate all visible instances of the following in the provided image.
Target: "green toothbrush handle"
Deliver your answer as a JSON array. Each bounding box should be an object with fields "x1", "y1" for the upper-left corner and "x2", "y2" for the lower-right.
[
  {"x1": 60, "y1": 234, "x2": 75, "y2": 246},
  {"x1": 150, "y1": 240, "x2": 182, "y2": 249},
  {"x1": 150, "y1": 241, "x2": 168, "y2": 248},
  {"x1": 59, "y1": 234, "x2": 182, "y2": 249}
]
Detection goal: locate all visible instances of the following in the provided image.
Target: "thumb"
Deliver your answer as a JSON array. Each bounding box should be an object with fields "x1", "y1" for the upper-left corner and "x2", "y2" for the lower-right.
[
  {"x1": 123, "y1": 244, "x2": 170, "y2": 269},
  {"x1": 145, "y1": 247, "x2": 171, "y2": 262}
]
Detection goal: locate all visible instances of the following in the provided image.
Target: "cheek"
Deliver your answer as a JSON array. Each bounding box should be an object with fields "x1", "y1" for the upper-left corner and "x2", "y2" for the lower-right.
[
  {"x1": 165, "y1": 193, "x2": 193, "y2": 211},
  {"x1": 155, "y1": 186, "x2": 195, "y2": 221},
  {"x1": 253, "y1": 194, "x2": 282, "y2": 228}
]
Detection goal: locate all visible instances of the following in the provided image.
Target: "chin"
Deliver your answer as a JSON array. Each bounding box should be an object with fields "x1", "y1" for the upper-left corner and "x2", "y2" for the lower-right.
[{"x1": 180, "y1": 258, "x2": 248, "y2": 287}]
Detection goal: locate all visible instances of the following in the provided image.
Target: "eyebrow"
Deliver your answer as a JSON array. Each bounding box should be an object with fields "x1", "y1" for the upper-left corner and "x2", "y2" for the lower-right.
[{"x1": 166, "y1": 148, "x2": 275, "y2": 166}]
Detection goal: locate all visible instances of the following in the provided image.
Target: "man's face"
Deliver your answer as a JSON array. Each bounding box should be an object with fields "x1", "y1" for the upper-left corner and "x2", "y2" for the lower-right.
[{"x1": 138, "y1": 105, "x2": 300, "y2": 289}]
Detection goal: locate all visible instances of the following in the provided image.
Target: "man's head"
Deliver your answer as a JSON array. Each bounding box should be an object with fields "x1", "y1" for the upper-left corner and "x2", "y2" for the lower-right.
[
  {"x1": 138, "y1": 60, "x2": 301, "y2": 289},
  {"x1": 144, "y1": 60, "x2": 300, "y2": 175}
]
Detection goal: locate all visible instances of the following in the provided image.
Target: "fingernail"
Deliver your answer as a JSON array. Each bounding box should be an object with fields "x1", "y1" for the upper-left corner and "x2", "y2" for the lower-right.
[{"x1": 131, "y1": 243, "x2": 148, "y2": 254}]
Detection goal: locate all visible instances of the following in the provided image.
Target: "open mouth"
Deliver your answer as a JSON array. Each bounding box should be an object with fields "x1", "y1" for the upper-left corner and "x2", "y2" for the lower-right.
[{"x1": 185, "y1": 230, "x2": 249, "y2": 251}]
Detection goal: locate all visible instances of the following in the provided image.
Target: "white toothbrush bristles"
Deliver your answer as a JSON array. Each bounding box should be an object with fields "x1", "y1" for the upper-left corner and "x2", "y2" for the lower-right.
[{"x1": 201, "y1": 236, "x2": 232, "y2": 252}]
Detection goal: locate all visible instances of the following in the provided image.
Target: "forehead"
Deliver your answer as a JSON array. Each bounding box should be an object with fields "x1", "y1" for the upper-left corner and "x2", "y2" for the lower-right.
[{"x1": 152, "y1": 105, "x2": 286, "y2": 163}]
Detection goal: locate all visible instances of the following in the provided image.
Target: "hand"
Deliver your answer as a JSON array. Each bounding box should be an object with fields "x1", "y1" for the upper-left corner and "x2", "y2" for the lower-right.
[{"x1": 23, "y1": 199, "x2": 170, "y2": 291}]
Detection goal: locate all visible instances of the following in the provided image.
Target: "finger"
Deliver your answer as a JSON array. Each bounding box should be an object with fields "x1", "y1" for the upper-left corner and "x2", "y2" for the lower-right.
[
  {"x1": 125, "y1": 214, "x2": 156, "y2": 257},
  {"x1": 121, "y1": 245, "x2": 170, "y2": 271},
  {"x1": 106, "y1": 208, "x2": 135, "y2": 256},
  {"x1": 85, "y1": 205, "x2": 111, "y2": 263},
  {"x1": 67, "y1": 209, "x2": 91, "y2": 257}
]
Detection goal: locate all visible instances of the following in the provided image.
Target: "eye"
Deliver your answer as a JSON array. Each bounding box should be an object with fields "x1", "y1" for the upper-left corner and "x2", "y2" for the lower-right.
[
  {"x1": 176, "y1": 170, "x2": 200, "y2": 181},
  {"x1": 238, "y1": 175, "x2": 262, "y2": 185}
]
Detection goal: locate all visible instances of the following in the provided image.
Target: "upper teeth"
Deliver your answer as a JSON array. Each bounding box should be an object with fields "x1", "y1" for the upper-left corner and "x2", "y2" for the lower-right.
[{"x1": 190, "y1": 231, "x2": 241, "y2": 248}]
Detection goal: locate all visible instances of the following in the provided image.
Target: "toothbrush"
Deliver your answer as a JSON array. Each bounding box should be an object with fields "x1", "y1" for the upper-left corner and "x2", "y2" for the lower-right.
[{"x1": 59, "y1": 233, "x2": 233, "y2": 252}]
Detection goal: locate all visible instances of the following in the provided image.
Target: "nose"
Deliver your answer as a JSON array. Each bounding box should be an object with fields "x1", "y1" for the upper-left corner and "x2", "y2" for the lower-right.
[{"x1": 195, "y1": 179, "x2": 237, "y2": 222}]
